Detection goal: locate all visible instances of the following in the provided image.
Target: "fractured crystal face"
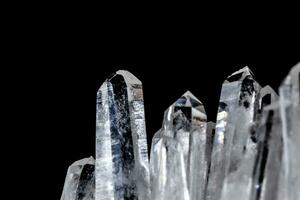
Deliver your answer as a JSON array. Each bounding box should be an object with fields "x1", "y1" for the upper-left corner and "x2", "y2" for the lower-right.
[
  {"x1": 279, "y1": 63, "x2": 300, "y2": 200},
  {"x1": 150, "y1": 91, "x2": 213, "y2": 200},
  {"x1": 96, "y1": 70, "x2": 150, "y2": 200},
  {"x1": 61, "y1": 157, "x2": 95, "y2": 200}
]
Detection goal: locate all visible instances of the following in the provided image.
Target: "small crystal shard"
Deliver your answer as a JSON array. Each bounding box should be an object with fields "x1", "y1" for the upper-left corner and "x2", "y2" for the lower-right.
[
  {"x1": 61, "y1": 157, "x2": 95, "y2": 200},
  {"x1": 150, "y1": 91, "x2": 212, "y2": 200},
  {"x1": 96, "y1": 70, "x2": 150, "y2": 200}
]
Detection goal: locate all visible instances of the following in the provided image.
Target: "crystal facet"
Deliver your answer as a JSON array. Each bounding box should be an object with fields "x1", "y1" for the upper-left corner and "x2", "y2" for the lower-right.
[
  {"x1": 96, "y1": 70, "x2": 150, "y2": 200},
  {"x1": 61, "y1": 157, "x2": 95, "y2": 200},
  {"x1": 150, "y1": 91, "x2": 212, "y2": 200}
]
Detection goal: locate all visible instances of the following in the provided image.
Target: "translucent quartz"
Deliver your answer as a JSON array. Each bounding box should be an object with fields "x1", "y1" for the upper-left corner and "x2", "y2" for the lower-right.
[
  {"x1": 150, "y1": 91, "x2": 213, "y2": 200},
  {"x1": 219, "y1": 86, "x2": 278, "y2": 200},
  {"x1": 96, "y1": 70, "x2": 150, "y2": 200},
  {"x1": 207, "y1": 67, "x2": 261, "y2": 200},
  {"x1": 61, "y1": 157, "x2": 95, "y2": 200}
]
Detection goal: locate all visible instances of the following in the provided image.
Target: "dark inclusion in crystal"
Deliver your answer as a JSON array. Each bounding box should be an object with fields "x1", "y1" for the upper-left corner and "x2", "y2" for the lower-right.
[
  {"x1": 76, "y1": 164, "x2": 95, "y2": 200},
  {"x1": 239, "y1": 75, "x2": 255, "y2": 108},
  {"x1": 108, "y1": 75, "x2": 136, "y2": 199}
]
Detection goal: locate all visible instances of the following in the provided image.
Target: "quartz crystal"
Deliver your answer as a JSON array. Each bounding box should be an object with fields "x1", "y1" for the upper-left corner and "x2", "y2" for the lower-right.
[
  {"x1": 252, "y1": 102, "x2": 283, "y2": 200},
  {"x1": 279, "y1": 63, "x2": 300, "y2": 200},
  {"x1": 206, "y1": 67, "x2": 261, "y2": 200},
  {"x1": 61, "y1": 157, "x2": 95, "y2": 200},
  {"x1": 96, "y1": 70, "x2": 150, "y2": 200},
  {"x1": 219, "y1": 85, "x2": 278, "y2": 200},
  {"x1": 206, "y1": 67, "x2": 279, "y2": 200},
  {"x1": 60, "y1": 64, "x2": 300, "y2": 200},
  {"x1": 150, "y1": 91, "x2": 213, "y2": 200}
]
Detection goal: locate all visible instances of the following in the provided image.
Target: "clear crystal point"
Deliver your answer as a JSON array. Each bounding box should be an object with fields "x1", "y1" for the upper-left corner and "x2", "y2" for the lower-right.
[
  {"x1": 252, "y1": 103, "x2": 283, "y2": 200},
  {"x1": 207, "y1": 67, "x2": 261, "y2": 200},
  {"x1": 61, "y1": 157, "x2": 95, "y2": 200},
  {"x1": 225, "y1": 66, "x2": 254, "y2": 83},
  {"x1": 207, "y1": 66, "x2": 272, "y2": 200},
  {"x1": 96, "y1": 70, "x2": 150, "y2": 200},
  {"x1": 150, "y1": 91, "x2": 210, "y2": 200},
  {"x1": 219, "y1": 87, "x2": 279, "y2": 200},
  {"x1": 279, "y1": 63, "x2": 300, "y2": 200}
]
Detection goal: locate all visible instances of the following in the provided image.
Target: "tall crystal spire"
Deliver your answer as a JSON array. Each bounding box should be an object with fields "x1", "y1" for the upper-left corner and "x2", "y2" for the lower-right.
[
  {"x1": 279, "y1": 63, "x2": 300, "y2": 200},
  {"x1": 206, "y1": 67, "x2": 262, "y2": 200},
  {"x1": 96, "y1": 70, "x2": 150, "y2": 200},
  {"x1": 150, "y1": 91, "x2": 212, "y2": 200}
]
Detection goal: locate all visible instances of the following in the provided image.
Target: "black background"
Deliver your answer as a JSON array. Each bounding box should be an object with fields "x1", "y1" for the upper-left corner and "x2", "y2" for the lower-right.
[{"x1": 11, "y1": 10, "x2": 299, "y2": 200}]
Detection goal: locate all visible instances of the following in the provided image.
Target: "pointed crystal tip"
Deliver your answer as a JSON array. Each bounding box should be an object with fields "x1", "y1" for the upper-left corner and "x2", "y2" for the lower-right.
[
  {"x1": 260, "y1": 85, "x2": 278, "y2": 97},
  {"x1": 292, "y1": 62, "x2": 300, "y2": 71},
  {"x1": 71, "y1": 156, "x2": 95, "y2": 166},
  {"x1": 280, "y1": 62, "x2": 300, "y2": 88},
  {"x1": 226, "y1": 66, "x2": 254, "y2": 82},
  {"x1": 98, "y1": 70, "x2": 141, "y2": 93},
  {"x1": 289, "y1": 62, "x2": 300, "y2": 81},
  {"x1": 175, "y1": 90, "x2": 206, "y2": 114},
  {"x1": 182, "y1": 90, "x2": 200, "y2": 101},
  {"x1": 175, "y1": 90, "x2": 201, "y2": 104},
  {"x1": 178, "y1": 90, "x2": 201, "y2": 102},
  {"x1": 116, "y1": 70, "x2": 141, "y2": 85}
]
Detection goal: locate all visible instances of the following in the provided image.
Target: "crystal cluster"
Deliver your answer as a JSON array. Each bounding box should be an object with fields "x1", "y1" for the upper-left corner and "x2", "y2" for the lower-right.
[{"x1": 61, "y1": 63, "x2": 300, "y2": 200}]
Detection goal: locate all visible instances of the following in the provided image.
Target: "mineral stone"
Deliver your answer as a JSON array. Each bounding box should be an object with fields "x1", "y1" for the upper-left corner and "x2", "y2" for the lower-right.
[
  {"x1": 96, "y1": 70, "x2": 150, "y2": 200},
  {"x1": 150, "y1": 91, "x2": 212, "y2": 200},
  {"x1": 61, "y1": 157, "x2": 95, "y2": 200}
]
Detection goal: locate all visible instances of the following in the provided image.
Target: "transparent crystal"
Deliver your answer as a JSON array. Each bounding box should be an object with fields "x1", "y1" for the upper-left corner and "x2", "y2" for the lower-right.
[
  {"x1": 61, "y1": 157, "x2": 95, "y2": 200},
  {"x1": 206, "y1": 67, "x2": 261, "y2": 200},
  {"x1": 279, "y1": 63, "x2": 300, "y2": 200},
  {"x1": 150, "y1": 91, "x2": 212, "y2": 200},
  {"x1": 252, "y1": 103, "x2": 284, "y2": 200},
  {"x1": 219, "y1": 85, "x2": 278, "y2": 200},
  {"x1": 96, "y1": 70, "x2": 150, "y2": 200}
]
